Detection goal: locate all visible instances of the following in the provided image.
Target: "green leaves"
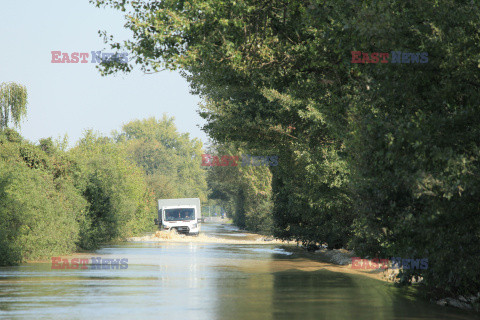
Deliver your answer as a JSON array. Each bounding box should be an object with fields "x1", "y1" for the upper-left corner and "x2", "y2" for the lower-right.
[
  {"x1": 0, "y1": 133, "x2": 87, "y2": 265},
  {"x1": 70, "y1": 130, "x2": 154, "y2": 248},
  {"x1": 116, "y1": 116, "x2": 208, "y2": 202},
  {"x1": 93, "y1": 0, "x2": 480, "y2": 298},
  {"x1": 206, "y1": 143, "x2": 273, "y2": 232},
  {"x1": 0, "y1": 82, "x2": 28, "y2": 130}
]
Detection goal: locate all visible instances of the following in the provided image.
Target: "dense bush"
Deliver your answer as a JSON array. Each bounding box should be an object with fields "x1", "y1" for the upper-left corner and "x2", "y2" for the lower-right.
[
  {"x1": 207, "y1": 143, "x2": 273, "y2": 233},
  {"x1": 0, "y1": 115, "x2": 206, "y2": 264},
  {"x1": 0, "y1": 131, "x2": 87, "y2": 265},
  {"x1": 272, "y1": 145, "x2": 352, "y2": 249},
  {"x1": 345, "y1": 0, "x2": 480, "y2": 297},
  {"x1": 70, "y1": 131, "x2": 154, "y2": 250}
]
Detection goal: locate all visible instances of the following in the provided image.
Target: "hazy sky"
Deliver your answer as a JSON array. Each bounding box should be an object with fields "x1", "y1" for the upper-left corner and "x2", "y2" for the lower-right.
[{"x1": 0, "y1": 0, "x2": 208, "y2": 147}]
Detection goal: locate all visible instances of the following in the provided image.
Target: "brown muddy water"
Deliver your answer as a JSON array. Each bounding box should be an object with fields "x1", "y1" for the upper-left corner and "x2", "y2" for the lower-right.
[{"x1": 0, "y1": 223, "x2": 478, "y2": 319}]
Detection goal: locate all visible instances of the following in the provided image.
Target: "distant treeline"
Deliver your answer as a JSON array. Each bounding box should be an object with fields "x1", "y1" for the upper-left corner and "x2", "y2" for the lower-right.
[
  {"x1": 94, "y1": 0, "x2": 480, "y2": 298},
  {"x1": 0, "y1": 116, "x2": 207, "y2": 265}
]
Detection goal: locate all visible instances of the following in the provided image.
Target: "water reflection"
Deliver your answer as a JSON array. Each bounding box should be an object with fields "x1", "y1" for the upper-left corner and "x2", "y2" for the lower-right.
[{"x1": 0, "y1": 224, "x2": 478, "y2": 320}]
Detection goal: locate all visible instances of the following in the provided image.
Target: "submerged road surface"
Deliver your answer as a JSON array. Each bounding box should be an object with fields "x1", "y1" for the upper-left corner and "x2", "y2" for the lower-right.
[{"x1": 0, "y1": 223, "x2": 478, "y2": 320}]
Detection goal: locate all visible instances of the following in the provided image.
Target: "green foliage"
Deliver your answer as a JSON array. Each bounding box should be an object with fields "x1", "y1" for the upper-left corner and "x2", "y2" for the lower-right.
[
  {"x1": 272, "y1": 144, "x2": 352, "y2": 249},
  {"x1": 207, "y1": 143, "x2": 273, "y2": 233},
  {"x1": 0, "y1": 108, "x2": 206, "y2": 263},
  {"x1": 93, "y1": 0, "x2": 480, "y2": 298},
  {"x1": 70, "y1": 130, "x2": 154, "y2": 249},
  {"x1": 114, "y1": 116, "x2": 208, "y2": 202},
  {"x1": 0, "y1": 133, "x2": 87, "y2": 265},
  {"x1": 346, "y1": 0, "x2": 480, "y2": 297},
  {"x1": 91, "y1": 0, "x2": 356, "y2": 249},
  {"x1": 1, "y1": 115, "x2": 207, "y2": 264},
  {"x1": 0, "y1": 82, "x2": 28, "y2": 129}
]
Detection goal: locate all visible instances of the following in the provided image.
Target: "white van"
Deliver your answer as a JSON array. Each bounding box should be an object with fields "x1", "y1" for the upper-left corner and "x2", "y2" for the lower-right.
[{"x1": 154, "y1": 198, "x2": 201, "y2": 235}]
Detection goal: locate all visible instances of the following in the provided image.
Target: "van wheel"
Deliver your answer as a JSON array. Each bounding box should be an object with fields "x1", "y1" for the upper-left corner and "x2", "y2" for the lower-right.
[{"x1": 170, "y1": 228, "x2": 178, "y2": 235}]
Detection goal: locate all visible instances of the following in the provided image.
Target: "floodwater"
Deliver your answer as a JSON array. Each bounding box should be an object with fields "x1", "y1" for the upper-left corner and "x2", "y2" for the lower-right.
[{"x1": 0, "y1": 223, "x2": 478, "y2": 320}]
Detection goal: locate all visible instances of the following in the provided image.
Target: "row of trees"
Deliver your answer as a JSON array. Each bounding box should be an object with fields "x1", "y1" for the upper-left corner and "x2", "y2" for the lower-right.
[
  {"x1": 94, "y1": 0, "x2": 480, "y2": 298},
  {"x1": 0, "y1": 83, "x2": 208, "y2": 265},
  {"x1": 0, "y1": 128, "x2": 152, "y2": 265},
  {"x1": 206, "y1": 142, "x2": 273, "y2": 233},
  {"x1": 114, "y1": 116, "x2": 207, "y2": 202}
]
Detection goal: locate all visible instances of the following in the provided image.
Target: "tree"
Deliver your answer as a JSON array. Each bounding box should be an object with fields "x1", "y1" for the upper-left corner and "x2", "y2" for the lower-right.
[
  {"x1": 70, "y1": 130, "x2": 154, "y2": 249},
  {"x1": 91, "y1": 0, "x2": 355, "y2": 248},
  {"x1": 206, "y1": 142, "x2": 274, "y2": 233},
  {"x1": 0, "y1": 129, "x2": 87, "y2": 265},
  {"x1": 92, "y1": 0, "x2": 480, "y2": 298},
  {"x1": 0, "y1": 82, "x2": 28, "y2": 130},
  {"x1": 114, "y1": 116, "x2": 208, "y2": 203}
]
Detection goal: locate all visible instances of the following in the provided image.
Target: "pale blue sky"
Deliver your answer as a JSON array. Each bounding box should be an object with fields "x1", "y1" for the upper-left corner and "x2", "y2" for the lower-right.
[{"x1": 0, "y1": 0, "x2": 208, "y2": 147}]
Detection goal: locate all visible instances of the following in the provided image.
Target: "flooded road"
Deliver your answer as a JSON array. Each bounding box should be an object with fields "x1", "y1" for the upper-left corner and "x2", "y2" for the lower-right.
[{"x1": 0, "y1": 223, "x2": 478, "y2": 319}]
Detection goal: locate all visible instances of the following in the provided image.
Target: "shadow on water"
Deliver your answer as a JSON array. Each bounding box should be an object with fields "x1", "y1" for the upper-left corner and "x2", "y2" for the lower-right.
[
  {"x1": 1, "y1": 223, "x2": 479, "y2": 319},
  {"x1": 272, "y1": 248, "x2": 480, "y2": 320},
  {"x1": 213, "y1": 267, "x2": 479, "y2": 320},
  {"x1": 272, "y1": 270, "x2": 479, "y2": 320}
]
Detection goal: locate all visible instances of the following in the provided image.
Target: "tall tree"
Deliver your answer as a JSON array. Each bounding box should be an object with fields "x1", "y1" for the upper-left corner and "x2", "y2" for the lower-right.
[
  {"x1": 114, "y1": 116, "x2": 208, "y2": 202},
  {"x1": 0, "y1": 82, "x2": 28, "y2": 130},
  {"x1": 206, "y1": 142, "x2": 274, "y2": 233},
  {"x1": 92, "y1": 0, "x2": 480, "y2": 298}
]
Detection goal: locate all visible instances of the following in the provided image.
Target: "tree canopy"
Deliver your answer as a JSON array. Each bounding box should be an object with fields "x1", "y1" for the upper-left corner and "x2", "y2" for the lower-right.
[
  {"x1": 92, "y1": 0, "x2": 480, "y2": 298},
  {"x1": 0, "y1": 82, "x2": 28, "y2": 130},
  {"x1": 114, "y1": 115, "x2": 208, "y2": 202},
  {"x1": 0, "y1": 114, "x2": 208, "y2": 264}
]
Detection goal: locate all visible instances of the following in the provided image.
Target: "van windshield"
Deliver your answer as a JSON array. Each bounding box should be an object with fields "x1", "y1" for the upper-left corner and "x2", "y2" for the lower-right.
[{"x1": 164, "y1": 208, "x2": 195, "y2": 221}]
